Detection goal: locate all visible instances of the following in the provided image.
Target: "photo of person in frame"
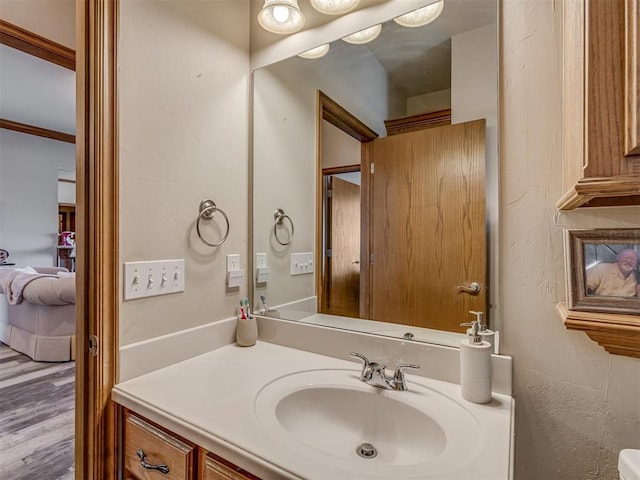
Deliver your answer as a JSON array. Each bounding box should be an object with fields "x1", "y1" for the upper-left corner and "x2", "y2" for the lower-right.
[{"x1": 585, "y1": 246, "x2": 639, "y2": 298}]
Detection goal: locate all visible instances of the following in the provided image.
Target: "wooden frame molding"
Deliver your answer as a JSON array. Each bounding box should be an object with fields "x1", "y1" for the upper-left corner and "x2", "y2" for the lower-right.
[
  {"x1": 384, "y1": 109, "x2": 452, "y2": 136},
  {"x1": 626, "y1": 0, "x2": 640, "y2": 156},
  {"x1": 0, "y1": 19, "x2": 75, "y2": 70},
  {"x1": 558, "y1": 303, "x2": 640, "y2": 358},
  {"x1": 318, "y1": 91, "x2": 378, "y2": 142},
  {"x1": 75, "y1": 0, "x2": 119, "y2": 478},
  {"x1": 315, "y1": 91, "x2": 378, "y2": 318},
  {"x1": 0, "y1": 118, "x2": 75, "y2": 143}
]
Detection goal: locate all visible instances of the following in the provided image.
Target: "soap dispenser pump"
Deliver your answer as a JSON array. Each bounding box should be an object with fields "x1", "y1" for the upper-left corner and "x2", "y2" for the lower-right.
[
  {"x1": 470, "y1": 310, "x2": 495, "y2": 354},
  {"x1": 459, "y1": 314, "x2": 492, "y2": 404}
]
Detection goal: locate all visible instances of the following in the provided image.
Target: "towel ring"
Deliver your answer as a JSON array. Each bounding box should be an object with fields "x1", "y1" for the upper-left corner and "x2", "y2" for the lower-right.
[
  {"x1": 273, "y1": 208, "x2": 294, "y2": 246},
  {"x1": 196, "y1": 199, "x2": 230, "y2": 247}
]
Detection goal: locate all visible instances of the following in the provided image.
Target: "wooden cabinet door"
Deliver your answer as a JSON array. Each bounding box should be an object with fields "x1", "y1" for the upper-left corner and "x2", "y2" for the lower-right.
[{"x1": 559, "y1": 0, "x2": 640, "y2": 209}]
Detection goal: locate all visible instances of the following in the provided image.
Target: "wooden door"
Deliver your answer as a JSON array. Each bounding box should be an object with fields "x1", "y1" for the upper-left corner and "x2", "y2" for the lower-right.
[
  {"x1": 326, "y1": 176, "x2": 361, "y2": 317},
  {"x1": 367, "y1": 119, "x2": 486, "y2": 332}
]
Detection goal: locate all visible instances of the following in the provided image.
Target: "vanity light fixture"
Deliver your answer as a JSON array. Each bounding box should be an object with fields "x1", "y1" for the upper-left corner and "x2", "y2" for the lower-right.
[
  {"x1": 297, "y1": 43, "x2": 330, "y2": 59},
  {"x1": 258, "y1": 0, "x2": 305, "y2": 34},
  {"x1": 341, "y1": 24, "x2": 382, "y2": 44},
  {"x1": 393, "y1": 0, "x2": 444, "y2": 28},
  {"x1": 310, "y1": 0, "x2": 360, "y2": 15}
]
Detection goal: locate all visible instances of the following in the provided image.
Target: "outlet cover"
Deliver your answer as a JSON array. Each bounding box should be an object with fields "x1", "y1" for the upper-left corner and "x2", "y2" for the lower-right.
[
  {"x1": 226, "y1": 254, "x2": 240, "y2": 272},
  {"x1": 256, "y1": 253, "x2": 268, "y2": 269}
]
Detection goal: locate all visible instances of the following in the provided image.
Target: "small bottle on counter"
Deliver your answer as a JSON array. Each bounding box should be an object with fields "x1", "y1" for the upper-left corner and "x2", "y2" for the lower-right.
[
  {"x1": 471, "y1": 310, "x2": 495, "y2": 354},
  {"x1": 459, "y1": 315, "x2": 492, "y2": 404}
]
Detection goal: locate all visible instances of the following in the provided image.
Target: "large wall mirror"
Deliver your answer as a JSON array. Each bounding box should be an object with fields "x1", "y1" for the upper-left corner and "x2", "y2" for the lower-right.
[{"x1": 251, "y1": 0, "x2": 499, "y2": 348}]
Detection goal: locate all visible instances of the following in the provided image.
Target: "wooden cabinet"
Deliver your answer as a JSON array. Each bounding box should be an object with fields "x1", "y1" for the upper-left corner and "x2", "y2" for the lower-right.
[
  {"x1": 122, "y1": 410, "x2": 257, "y2": 480},
  {"x1": 558, "y1": 0, "x2": 640, "y2": 209},
  {"x1": 199, "y1": 453, "x2": 258, "y2": 480},
  {"x1": 123, "y1": 411, "x2": 195, "y2": 480}
]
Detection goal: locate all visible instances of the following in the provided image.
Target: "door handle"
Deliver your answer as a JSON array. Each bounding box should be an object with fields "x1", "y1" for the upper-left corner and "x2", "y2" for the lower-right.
[{"x1": 457, "y1": 282, "x2": 481, "y2": 294}]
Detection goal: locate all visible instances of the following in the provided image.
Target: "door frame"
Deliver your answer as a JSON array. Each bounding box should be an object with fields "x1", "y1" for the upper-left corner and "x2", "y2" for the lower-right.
[
  {"x1": 76, "y1": 1, "x2": 119, "y2": 478},
  {"x1": 0, "y1": 8, "x2": 118, "y2": 478},
  {"x1": 315, "y1": 92, "x2": 378, "y2": 316}
]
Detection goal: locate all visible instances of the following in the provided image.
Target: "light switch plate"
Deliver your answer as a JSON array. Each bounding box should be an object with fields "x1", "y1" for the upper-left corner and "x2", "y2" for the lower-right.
[
  {"x1": 290, "y1": 252, "x2": 314, "y2": 276},
  {"x1": 227, "y1": 254, "x2": 241, "y2": 272},
  {"x1": 124, "y1": 259, "x2": 185, "y2": 300},
  {"x1": 256, "y1": 253, "x2": 268, "y2": 269}
]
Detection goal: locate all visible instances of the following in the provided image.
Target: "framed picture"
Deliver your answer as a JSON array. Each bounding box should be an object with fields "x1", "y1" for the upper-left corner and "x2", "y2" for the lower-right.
[{"x1": 567, "y1": 229, "x2": 640, "y2": 315}]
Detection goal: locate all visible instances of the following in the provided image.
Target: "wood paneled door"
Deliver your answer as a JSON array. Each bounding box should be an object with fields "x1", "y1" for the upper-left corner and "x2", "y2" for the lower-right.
[
  {"x1": 323, "y1": 174, "x2": 361, "y2": 318},
  {"x1": 363, "y1": 119, "x2": 487, "y2": 333}
]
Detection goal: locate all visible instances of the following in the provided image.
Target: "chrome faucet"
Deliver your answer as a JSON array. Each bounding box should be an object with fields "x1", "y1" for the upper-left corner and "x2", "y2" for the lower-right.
[{"x1": 349, "y1": 352, "x2": 420, "y2": 391}]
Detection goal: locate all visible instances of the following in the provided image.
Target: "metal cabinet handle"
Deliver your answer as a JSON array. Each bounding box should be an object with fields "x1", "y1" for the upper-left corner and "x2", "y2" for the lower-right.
[
  {"x1": 456, "y1": 282, "x2": 481, "y2": 294},
  {"x1": 136, "y1": 449, "x2": 170, "y2": 474}
]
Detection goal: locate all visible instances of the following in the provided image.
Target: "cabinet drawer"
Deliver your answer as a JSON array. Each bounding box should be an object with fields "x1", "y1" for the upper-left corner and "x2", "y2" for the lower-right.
[
  {"x1": 200, "y1": 452, "x2": 258, "y2": 480},
  {"x1": 124, "y1": 411, "x2": 195, "y2": 480}
]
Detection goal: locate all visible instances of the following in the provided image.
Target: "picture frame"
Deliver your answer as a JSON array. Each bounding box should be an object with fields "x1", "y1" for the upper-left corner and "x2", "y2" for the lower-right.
[{"x1": 567, "y1": 229, "x2": 640, "y2": 315}]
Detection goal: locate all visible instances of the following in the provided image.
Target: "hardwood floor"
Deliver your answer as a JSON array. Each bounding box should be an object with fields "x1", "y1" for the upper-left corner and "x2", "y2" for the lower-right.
[{"x1": 0, "y1": 342, "x2": 75, "y2": 480}]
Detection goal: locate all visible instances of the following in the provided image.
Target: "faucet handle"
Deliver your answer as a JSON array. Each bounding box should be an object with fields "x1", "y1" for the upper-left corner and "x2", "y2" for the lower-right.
[
  {"x1": 349, "y1": 352, "x2": 370, "y2": 367},
  {"x1": 393, "y1": 363, "x2": 420, "y2": 391}
]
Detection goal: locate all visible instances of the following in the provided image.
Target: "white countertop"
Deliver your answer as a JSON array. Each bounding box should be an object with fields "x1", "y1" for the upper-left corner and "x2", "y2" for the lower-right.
[{"x1": 112, "y1": 341, "x2": 513, "y2": 479}]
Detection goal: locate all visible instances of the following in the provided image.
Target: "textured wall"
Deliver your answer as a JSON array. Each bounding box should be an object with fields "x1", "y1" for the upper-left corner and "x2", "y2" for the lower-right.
[
  {"x1": 500, "y1": 1, "x2": 640, "y2": 478},
  {"x1": 118, "y1": 0, "x2": 250, "y2": 346}
]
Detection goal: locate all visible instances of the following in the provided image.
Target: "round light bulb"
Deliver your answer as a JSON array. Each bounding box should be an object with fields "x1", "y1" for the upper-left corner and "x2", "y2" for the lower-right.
[
  {"x1": 258, "y1": 0, "x2": 305, "y2": 35},
  {"x1": 310, "y1": 0, "x2": 360, "y2": 15},
  {"x1": 297, "y1": 44, "x2": 330, "y2": 59},
  {"x1": 341, "y1": 24, "x2": 382, "y2": 45},
  {"x1": 393, "y1": 1, "x2": 444, "y2": 28},
  {"x1": 272, "y1": 5, "x2": 290, "y2": 23}
]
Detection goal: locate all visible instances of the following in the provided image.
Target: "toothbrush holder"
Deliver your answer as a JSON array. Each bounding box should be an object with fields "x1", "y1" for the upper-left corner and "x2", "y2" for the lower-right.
[{"x1": 236, "y1": 316, "x2": 258, "y2": 347}]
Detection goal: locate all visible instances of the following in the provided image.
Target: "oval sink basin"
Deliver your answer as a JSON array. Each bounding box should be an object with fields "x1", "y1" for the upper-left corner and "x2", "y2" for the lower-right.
[
  {"x1": 254, "y1": 368, "x2": 483, "y2": 475},
  {"x1": 276, "y1": 385, "x2": 446, "y2": 465}
]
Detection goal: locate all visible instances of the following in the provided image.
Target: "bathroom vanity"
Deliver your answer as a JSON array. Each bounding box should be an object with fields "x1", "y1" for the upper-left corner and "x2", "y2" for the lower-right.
[{"x1": 113, "y1": 332, "x2": 514, "y2": 479}]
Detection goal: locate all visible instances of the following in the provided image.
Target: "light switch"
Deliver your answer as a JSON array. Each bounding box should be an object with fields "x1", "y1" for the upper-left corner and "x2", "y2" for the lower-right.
[
  {"x1": 227, "y1": 254, "x2": 241, "y2": 272},
  {"x1": 256, "y1": 253, "x2": 268, "y2": 269},
  {"x1": 124, "y1": 259, "x2": 185, "y2": 300},
  {"x1": 290, "y1": 252, "x2": 314, "y2": 276}
]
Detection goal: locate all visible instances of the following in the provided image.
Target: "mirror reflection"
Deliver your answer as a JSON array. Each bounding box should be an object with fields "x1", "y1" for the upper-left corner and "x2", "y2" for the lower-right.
[{"x1": 252, "y1": 0, "x2": 498, "y2": 348}]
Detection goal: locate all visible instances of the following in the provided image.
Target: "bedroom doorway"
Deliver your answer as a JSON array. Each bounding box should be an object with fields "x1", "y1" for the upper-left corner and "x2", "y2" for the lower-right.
[{"x1": 1, "y1": 3, "x2": 119, "y2": 477}]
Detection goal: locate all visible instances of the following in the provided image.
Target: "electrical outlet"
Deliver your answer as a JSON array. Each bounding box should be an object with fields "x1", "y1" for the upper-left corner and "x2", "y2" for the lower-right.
[
  {"x1": 256, "y1": 253, "x2": 268, "y2": 269},
  {"x1": 226, "y1": 254, "x2": 240, "y2": 272}
]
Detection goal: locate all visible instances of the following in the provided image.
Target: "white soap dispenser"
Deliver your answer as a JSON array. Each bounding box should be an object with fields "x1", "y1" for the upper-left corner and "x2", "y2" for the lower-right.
[
  {"x1": 459, "y1": 315, "x2": 492, "y2": 404},
  {"x1": 471, "y1": 310, "x2": 495, "y2": 354}
]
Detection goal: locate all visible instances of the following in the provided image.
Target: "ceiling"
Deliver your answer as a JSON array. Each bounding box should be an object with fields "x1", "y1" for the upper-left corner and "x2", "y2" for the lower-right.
[
  {"x1": 0, "y1": 44, "x2": 76, "y2": 134},
  {"x1": 0, "y1": 0, "x2": 495, "y2": 136},
  {"x1": 255, "y1": 0, "x2": 497, "y2": 98}
]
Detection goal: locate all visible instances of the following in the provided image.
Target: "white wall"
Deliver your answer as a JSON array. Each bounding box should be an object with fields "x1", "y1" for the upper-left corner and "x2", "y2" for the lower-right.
[
  {"x1": 0, "y1": 0, "x2": 76, "y2": 48},
  {"x1": 0, "y1": 129, "x2": 75, "y2": 267},
  {"x1": 451, "y1": 23, "x2": 499, "y2": 330},
  {"x1": 252, "y1": 48, "x2": 388, "y2": 311},
  {"x1": 406, "y1": 88, "x2": 451, "y2": 116},
  {"x1": 118, "y1": 0, "x2": 250, "y2": 347},
  {"x1": 322, "y1": 120, "x2": 361, "y2": 170},
  {"x1": 57, "y1": 181, "x2": 75, "y2": 205},
  {"x1": 501, "y1": 1, "x2": 640, "y2": 477}
]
